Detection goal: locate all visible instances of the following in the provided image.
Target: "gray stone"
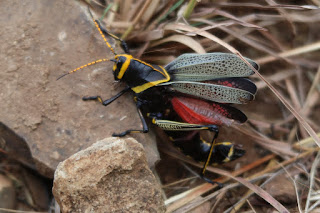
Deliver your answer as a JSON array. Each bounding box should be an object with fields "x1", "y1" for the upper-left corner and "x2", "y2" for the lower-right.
[{"x1": 53, "y1": 137, "x2": 165, "y2": 213}]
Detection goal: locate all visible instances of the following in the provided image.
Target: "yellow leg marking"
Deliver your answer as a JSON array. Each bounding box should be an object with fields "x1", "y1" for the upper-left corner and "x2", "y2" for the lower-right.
[
  {"x1": 97, "y1": 97, "x2": 103, "y2": 103},
  {"x1": 202, "y1": 139, "x2": 216, "y2": 175},
  {"x1": 152, "y1": 118, "x2": 157, "y2": 124},
  {"x1": 200, "y1": 136, "x2": 211, "y2": 146}
]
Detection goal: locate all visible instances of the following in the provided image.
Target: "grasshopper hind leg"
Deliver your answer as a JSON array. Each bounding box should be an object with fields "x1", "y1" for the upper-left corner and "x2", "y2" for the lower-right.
[{"x1": 199, "y1": 128, "x2": 223, "y2": 187}]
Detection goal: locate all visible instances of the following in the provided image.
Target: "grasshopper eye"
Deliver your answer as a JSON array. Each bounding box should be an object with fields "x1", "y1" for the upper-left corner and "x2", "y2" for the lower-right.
[{"x1": 110, "y1": 59, "x2": 118, "y2": 72}]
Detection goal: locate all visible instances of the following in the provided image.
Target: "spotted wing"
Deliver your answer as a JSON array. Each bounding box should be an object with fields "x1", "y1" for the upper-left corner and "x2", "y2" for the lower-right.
[
  {"x1": 208, "y1": 77, "x2": 257, "y2": 95},
  {"x1": 162, "y1": 80, "x2": 255, "y2": 104},
  {"x1": 165, "y1": 53, "x2": 259, "y2": 81}
]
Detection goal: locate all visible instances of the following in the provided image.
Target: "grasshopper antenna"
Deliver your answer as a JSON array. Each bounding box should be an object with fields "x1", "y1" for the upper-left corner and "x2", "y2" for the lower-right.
[
  {"x1": 57, "y1": 58, "x2": 111, "y2": 80},
  {"x1": 87, "y1": 5, "x2": 119, "y2": 55},
  {"x1": 57, "y1": 73, "x2": 69, "y2": 81}
]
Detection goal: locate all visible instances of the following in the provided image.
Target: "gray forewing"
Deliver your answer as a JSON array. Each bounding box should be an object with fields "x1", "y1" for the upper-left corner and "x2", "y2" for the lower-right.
[
  {"x1": 165, "y1": 53, "x2": 259, "y2": 81},
  {"x1": 169, "y1": 81, "x2": 254, "y2": 104}
]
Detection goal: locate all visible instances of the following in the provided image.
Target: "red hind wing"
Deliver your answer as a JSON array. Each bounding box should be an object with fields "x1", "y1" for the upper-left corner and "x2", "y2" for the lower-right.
[{"x1": 171, "y1": 96, "x2": 247, "y2": 126}]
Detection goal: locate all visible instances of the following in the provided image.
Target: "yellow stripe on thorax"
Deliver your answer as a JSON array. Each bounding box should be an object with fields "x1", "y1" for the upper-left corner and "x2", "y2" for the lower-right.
[
  {"x1": 132, "y1": 65, "x2": 170, "y2": 93},
  {"x1": 117, "y1": 54, "x2": 133, "y2": 79}
]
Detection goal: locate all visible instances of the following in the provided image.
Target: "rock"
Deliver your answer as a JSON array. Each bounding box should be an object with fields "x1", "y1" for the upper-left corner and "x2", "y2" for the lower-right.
[
  {"x1": 52, "y1": 137, "x2": 165, "y2": 213},
  {"x1": 0, "y1": 0, "x2": 159, "y2": 178},
  {"x1": 0, "y1": 174, "x2": 15, "y2": 209},
  {"x1": 0, "y1": 123, "x2": 35, "y2": 170}
]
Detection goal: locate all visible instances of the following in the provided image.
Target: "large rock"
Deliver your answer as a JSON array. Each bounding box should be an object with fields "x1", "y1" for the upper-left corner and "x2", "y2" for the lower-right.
[
  {"x1": 0, "y1": 0, "x2": 159, "y2": 177},
  {"x1": 53, "y1": 137, "x2": 165, "y2": 213}
]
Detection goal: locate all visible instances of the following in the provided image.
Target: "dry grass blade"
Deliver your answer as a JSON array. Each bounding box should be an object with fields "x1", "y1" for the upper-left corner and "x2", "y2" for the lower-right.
[
  {"x1": 218, "y1": 26, "x2": 288, "y2": 62},
  {"x1": 246, "y1": 199, "x2": 257, "y2": 213},
  {"x1": 119, "y1": 0, "x2": 132, "y2": 21},
  {"x1": 207, "y1": 168, "x2": 290, "y2": 213},
  {"x1": 223, "y1": 149, "x2": 318, "y2": 212},
  {"x1": 150, "y1": 35, "x2": 206, "y2": 54},
  {"x1": 164, "y1": 153, "x2": 275, "y2": 211},
  {"x1": 294, "y1": 133, "x2": 320, "y2": 149},
  {"x1": 175, "y1": 175, "x2": 272, "y2": 213},
  {"x1": 235, "y1": 125, "x2": 297, "y2": 156},
  {"x1": 279, "y1": 163, "x2": 303, "y2": 213},
  {"x1": 202, "y1": 14, "x2": 266, "y2": 51},
  {"x1": 121, "y1": 0, "x2": 151, "y2": 39},
  {"x1": 251, "y1": 65, "x2": 320, "y2": 147},
  {"x1": 140, "y1": 0, "x2": 161, "y2": 25},
  {"x1": 257, "y1": 40, "x2": 320, "y2": 65},
  {"x1": 251, "y1": 149, "x2": 318, "y2": 179},
  {"x1": 225, "y1": 149, "x2": 319, "y2": 212},
  {"x1": 265, "y1": 0, "x2": 296, "y2": 35},
  {"x1": 248, "y1": 119, "x2": 290, "y2": 134},
  {"x1": 209, "y1": 9, "x2": 266, "y2": 30},
  {"x1": 255, "y1": 69, "x2": 296, "y2": 89},
  {"x1": 131, "y1": 29, "x2": 164, "y2": 42},
  {"x1": 189, "y1": 20, "x2": 273, "y2": 58},
  {"x1": 164, "y1": 23, "x2": 239, "y2": 56},
  {"x1": 302, "y1": 66, "x2": 320, "y2": 116},
  {"x1": 226, "y1": 148, "x2": 319, "y2": 212},
  {"x1": 255, "y1": 12, "x2": 320, "y2": 23},
  {"x1": 285, "y1": 79, "x2": 302, "y2": 115},
  {"x1": 186, "y1": 20, "x2": 237, "y2": 35},
  {"x1": 305, "y1": 151, "x2": 320, "y2": 212},
  {"x1": 230, "y1": 159, "x2": 277, "y2": 213},
  {"x1": 215, "y1": 2, "x2": 319, "y2": 10},
  {"x1": 210, "y1": 189, "x2": 227, "y2": 212}
]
